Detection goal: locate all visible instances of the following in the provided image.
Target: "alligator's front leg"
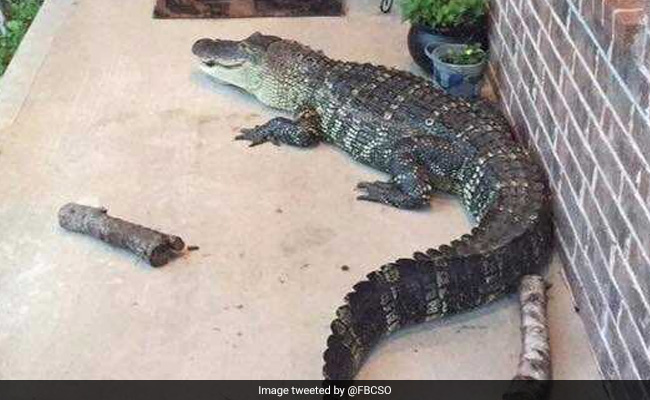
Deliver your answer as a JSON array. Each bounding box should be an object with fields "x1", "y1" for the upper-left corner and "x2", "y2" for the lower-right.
[
  {"x1": 357, "y1": 137, "x2": 434, "y2": 210},
  {"x1": 236, "y1": 108, "x2": 321, "y2": 147}
]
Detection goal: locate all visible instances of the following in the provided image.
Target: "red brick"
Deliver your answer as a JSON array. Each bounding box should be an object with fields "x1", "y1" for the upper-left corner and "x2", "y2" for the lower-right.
[
  {"x1": 582, "y1": 0, "x2": 605, "y2": 31},
  {"x1": 500, "y1": 14, "x2": 517, "y2": 53},
  {"x1": 489, "y1": 0, "x2": 502, "y2": 25},
  {"x1": 516, "y1": 50, "x2": 536, "y2": 89},
  {"x1": 559, "y1": 171, "x2": 590, "y2": 244},
  {"x1": 618, "y1": 308, "x2": 650, "y2": 381},
  {"x1": 568, "y1": 10, "x2": 601, "y2": 72},
  {"x1": 543, "y1": 76, "x2": 566, "y2": 127},
  {"x1": 522, "y1": 33, "x2": 542, "y2": 75},
  {"x1": 539, "y1": 32, "x2": 563, "y2": 82},
  {"x1": 576, "y1": 246, "x2": 608, "y2": 318},
  {"x1": 509, "y1": 1, "x2": 525, "y2": 39},
  {"x1": 573, "y1": 56, "x2": 605, "y2": 118},
  {"x1": 603, "y1": 312, "x2": 639, "y2": 379},
  {"x1": 644, "y1": 31, "x2": 650, "y2": 69},
  {"x1": 521, "y1": 0, "x2": 541, "y2": 43},
  {"x1": 637, "y1": 168, "x2": 650, "y2": 203},
  {"x1": 566, "y1": 119, "x2": 597, "y2": 182},
  {"x1": 630, "y1": 111, "x2": 650, "y2": 168},
  {"x1": 556, "y1": 130, "x2": 585, "y2": 196},
  {"x1": 561, "y1": 79, "x2": 589, "y2": 128},
  {"x1": 588, "y1": 0, "x2": 644, "y2": 52},
  {"x1": 613, "y1": 253, "x2": 650, "y2": 350},
  {"x1": 592, "y1": 135, "x2": 623, "y2": 195},
  {"x1": 608, "y1": 117, "x2": 646, "y2": 179},
  {"x1": 537, "y1": 125, "x2": 562, "y2": 182},
  {"x1": 549, "y1": 0, "x2": 571, "y2": 24},
  {"x1": 620, "y1": 179, "x2": 650, "y2": 256},
  {"x1": 508, "y1": 90, "x2": 529, "y2": 138},
  {"x1": 556, "y1": 212, "x2": 578, "y2": 261},
  {"x1": 600, "y1": 106, "x2": 616, "y2": 140},
  {"x1": 628, "y1": 239, "x2": 650, "y2": 325},
  {"x1": 548, "y1": 11, "x2": 573, "y2": 70},
  {"x1": 626, "y1": 70, "x2": 650, "y2": 112},
  {"x1": 529, "y1": 0, "x2": 552, "y2": 28},
  {"x1": 516, "y1": 82, "x2": 541, "y2": 132},
  {"x1": 593, "y1": 170, "x2": 630, "y2": 244},
  {"x1": 584, "y1": 183, "x2": 616, "y2": 255},
  {"x1": 611, "y1": 9, "x2": 645, "y2": 79}
]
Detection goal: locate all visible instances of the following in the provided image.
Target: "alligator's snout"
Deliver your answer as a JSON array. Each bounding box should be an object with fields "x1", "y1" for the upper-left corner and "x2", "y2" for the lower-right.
[
  {"x1": 191, "y1": 38, "x2": 216, "y2": 58},
  {"x1": 192, "y1": 38, "x2": 246, "y2": 68}
]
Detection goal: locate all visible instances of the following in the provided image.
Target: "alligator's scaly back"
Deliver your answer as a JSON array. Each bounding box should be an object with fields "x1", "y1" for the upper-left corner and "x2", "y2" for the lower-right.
[{"x1": 193, "y1": 33, "x2": 554, "y2": 380}]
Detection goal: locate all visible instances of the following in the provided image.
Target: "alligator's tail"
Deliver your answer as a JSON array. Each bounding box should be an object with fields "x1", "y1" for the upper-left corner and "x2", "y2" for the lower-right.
[{"x1": 322, "y1": 162, "x2": 554, "y2": 380}]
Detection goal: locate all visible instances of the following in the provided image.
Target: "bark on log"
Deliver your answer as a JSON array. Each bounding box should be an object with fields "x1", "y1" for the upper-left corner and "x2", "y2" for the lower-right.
[
  {"x1": 58, "y1": 203, "x2": 185, "y2": 267},
  {"x1": 503, "y1": 275, "x2": 552, "y2": 400}
]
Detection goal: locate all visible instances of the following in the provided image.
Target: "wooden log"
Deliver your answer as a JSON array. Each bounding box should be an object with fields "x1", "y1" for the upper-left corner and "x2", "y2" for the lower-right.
[
  {"x1": 58, "y1": 203, "x2": 185, "y2": 267},
  {"x1": 503, "y1": 274, "x2": 552, "y2": 400}
]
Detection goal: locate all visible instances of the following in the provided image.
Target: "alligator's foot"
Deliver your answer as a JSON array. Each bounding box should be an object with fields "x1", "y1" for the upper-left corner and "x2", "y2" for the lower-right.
[
  {"x1": 235, "y1": 120, "x2": 284, "y2": 147},
  {"x1": 236, "y1": 110, "x2": 321, "y2": 148},
  {"x1": 356, "y1": 181, "x2": 429, "y2": 209}
]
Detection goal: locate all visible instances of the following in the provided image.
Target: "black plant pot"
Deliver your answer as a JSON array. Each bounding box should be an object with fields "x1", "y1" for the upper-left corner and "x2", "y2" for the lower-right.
[{"x1": 407, "y1": 22, "x2": 489, "y2": 72}]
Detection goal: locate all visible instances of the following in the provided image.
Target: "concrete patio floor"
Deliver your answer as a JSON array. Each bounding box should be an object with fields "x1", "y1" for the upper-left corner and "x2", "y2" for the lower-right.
[{"x1": 0, "y1": 0, "x2": 601, "y2": 380}]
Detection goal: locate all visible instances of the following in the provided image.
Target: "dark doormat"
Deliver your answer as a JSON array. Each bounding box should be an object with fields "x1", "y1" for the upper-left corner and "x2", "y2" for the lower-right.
[{"x1": 154, "y1": 0, "x2": 345, "y2": 19}]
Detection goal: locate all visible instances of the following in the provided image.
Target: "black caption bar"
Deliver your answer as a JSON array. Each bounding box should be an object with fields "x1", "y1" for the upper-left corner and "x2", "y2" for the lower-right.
[{"x1": 0, "y1": 381, "x2": 646, "y2": 400}]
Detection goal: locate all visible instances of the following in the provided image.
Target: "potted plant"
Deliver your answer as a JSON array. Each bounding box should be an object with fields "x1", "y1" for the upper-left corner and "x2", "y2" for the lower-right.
[
  {"x1": 401, "y1": 0, "x2": 488, "y2": 71},
  {"x1": 426, "y1": 42, "x2": 487, "y2": 98}
]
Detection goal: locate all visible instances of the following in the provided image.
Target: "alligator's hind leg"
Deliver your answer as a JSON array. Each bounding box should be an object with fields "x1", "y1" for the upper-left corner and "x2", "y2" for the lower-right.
[
  {"x1": 357, "y1": 138, "x2": 433, "y2": 210},
  {"x1": 236, "y1": 108, "x2": 321, "y2": 147}
]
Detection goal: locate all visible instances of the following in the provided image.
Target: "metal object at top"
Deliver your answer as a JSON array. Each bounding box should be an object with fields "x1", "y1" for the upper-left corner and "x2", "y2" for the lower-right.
[{"x1": 380, "y1": 0, "x2": 393, "y2": 13}]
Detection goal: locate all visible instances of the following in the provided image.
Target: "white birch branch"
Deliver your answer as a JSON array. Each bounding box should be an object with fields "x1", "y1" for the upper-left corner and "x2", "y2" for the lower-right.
[{"x1": 503, "y1": 274, "x2": 552, "y2": 400}]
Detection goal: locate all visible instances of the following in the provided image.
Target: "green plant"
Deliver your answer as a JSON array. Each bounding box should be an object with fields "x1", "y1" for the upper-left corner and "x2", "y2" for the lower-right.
[
  {"x1": 439, "y1": 43, "x2": 485, "y2": 65},
  {"x1": 0, "y1": 0, "x2": 44, "y2": 76},
  {"x1": 400, "y1": 0, "x2": 487, "y2": 30}
]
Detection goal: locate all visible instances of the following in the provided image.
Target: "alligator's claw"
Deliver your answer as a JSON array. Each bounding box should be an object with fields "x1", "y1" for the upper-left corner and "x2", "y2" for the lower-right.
[
  {"x1": 356, "y1": 180, "x2": 400, "y2": 204},
  {"x1": 235, "y1": 126, "x2": 281, "y2": 147},
  {"x1": 356, "y1": 180, "x2": 430, "y2": 209}
]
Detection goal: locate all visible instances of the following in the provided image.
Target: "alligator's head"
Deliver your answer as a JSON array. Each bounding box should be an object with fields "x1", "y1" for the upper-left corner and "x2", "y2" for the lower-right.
[
  {"x1": 193, "y1": 32, "x2": 282, "y2": 91},
  {"x1": 193, "y1": 32, "x2": 322, "y2": 110}
]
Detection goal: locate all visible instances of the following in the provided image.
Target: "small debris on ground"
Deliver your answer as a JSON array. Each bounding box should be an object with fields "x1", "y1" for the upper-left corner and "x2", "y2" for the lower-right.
[
  {"x1": 187, "y1": 245, "x2": 200, "y2": 251},
  {"x1": 340, "y1": 265, "x2": 350, "y2": 271}
]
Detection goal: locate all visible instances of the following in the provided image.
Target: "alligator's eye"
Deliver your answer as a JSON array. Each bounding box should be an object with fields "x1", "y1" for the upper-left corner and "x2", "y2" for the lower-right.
[{"x1": 203, "y1": 60, "x2": 216, "y2": 67}]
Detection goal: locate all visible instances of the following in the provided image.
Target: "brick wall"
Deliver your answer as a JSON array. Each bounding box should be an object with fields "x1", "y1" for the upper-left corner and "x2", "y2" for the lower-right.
[{"x1": 487, "y1": 0, "x2": 650, "y2": 383}]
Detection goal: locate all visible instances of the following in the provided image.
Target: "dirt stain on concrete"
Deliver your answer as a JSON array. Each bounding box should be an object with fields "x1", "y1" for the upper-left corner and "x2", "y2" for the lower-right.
[
  {"x1": 94, "y1": 111, "x2": 138, "y2": 128},
  {"x1": 280, "y1": 225, "x2": 336, "y2": 256},
  {"x1": 244, "y1": 112, "x2": 260, "y2": 121},
  {"x1": 159, "y1": 108, "x2": 187, "y2": 120}
]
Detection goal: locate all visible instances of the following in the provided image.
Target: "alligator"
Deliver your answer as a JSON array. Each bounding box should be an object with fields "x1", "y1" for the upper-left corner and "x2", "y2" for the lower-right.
[{"x1": 192, "y1": 33, "x2": 554, "y2": 380}]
